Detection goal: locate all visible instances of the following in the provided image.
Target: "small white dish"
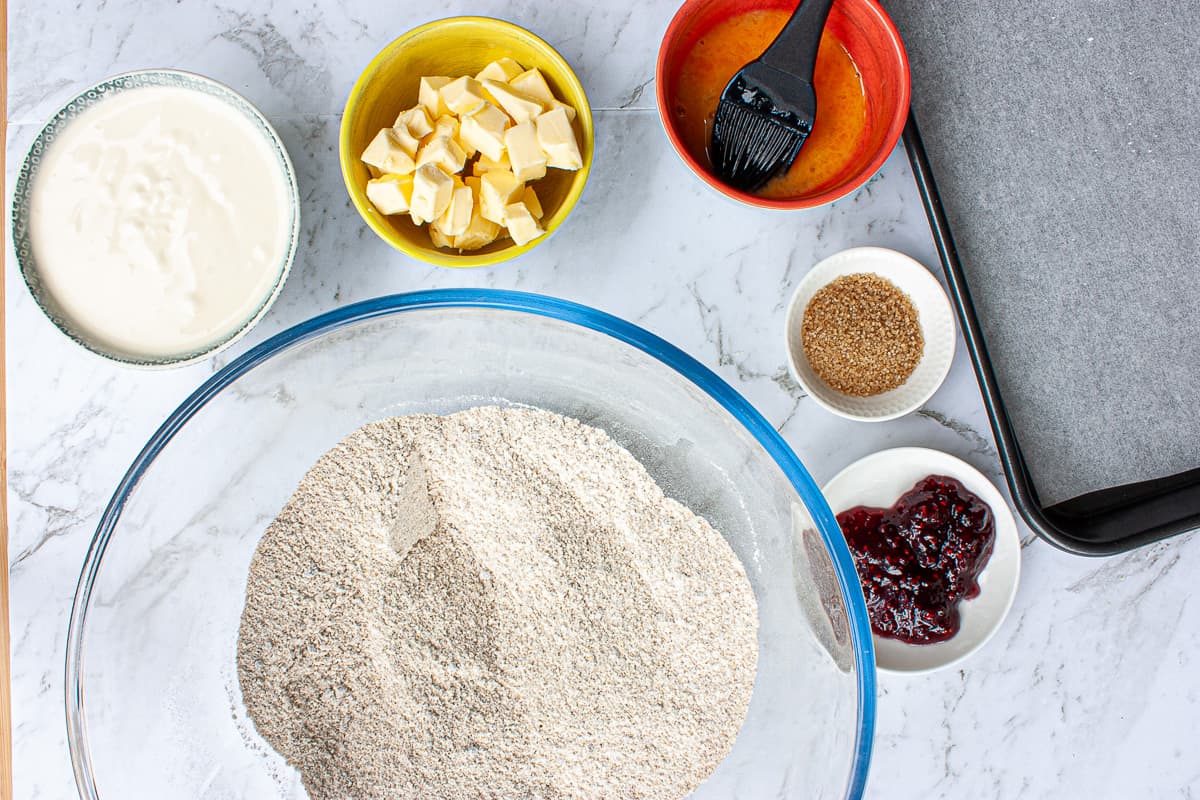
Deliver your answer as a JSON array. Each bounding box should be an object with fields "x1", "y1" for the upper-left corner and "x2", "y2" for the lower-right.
[
  {"x1": 784, "y1": 247, "x2": 956, "y2": 421},
  {"x1": 822, "y1": 447, "x2": 1021, "y2": 674}
]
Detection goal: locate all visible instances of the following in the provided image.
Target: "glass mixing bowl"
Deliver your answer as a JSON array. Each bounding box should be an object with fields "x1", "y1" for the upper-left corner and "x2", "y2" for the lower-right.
[{"x1": 66, "y1": 290, "x2": 876, "y2": 799}]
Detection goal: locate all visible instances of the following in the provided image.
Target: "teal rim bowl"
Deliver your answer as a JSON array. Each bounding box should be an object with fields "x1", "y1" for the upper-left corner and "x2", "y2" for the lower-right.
[{"x1": 10, "y1": 69, "x2": 301, "y2": 368}]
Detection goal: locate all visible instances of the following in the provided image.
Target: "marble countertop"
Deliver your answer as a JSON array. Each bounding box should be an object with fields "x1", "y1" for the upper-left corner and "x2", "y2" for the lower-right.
[{"x1": 6, "y1": 1, "x2": 1198, "y2": 797}]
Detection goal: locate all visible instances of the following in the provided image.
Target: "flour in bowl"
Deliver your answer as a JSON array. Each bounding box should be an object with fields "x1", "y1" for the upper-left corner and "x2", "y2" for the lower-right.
[{"x1": 237, "y1": 406, "x2": 758, "y2": 800}]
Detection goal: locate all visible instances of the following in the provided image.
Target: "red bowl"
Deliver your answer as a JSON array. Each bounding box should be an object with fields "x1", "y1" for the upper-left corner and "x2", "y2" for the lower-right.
[{"x1": 656, "y1": 0, "x2": 910, "y2": 209}]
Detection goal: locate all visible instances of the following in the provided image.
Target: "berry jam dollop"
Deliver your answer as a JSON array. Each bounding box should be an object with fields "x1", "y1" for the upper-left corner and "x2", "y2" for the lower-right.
[{"x1": 837, "y1": 475, "x2": 995, "y2": 644}]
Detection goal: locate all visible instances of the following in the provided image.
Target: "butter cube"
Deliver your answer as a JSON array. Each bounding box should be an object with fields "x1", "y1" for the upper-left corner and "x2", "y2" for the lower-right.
[
  {"x1": 549, "y1": 98, "x2": 577, "y2": 121},
  {"x1": 456, "y1": 137, "x2": 477, "y2": 160},
  {"x1": 429, "y1": 225, "x2": 455, "y2": 249},
  {"x1": 510, "y1": 68, "x2": 556, "y2": 105},
  {"x1": 475, "y1": 58, "x2": 525, "y2": 83},
  {"x1": 409, "y1": 164, "x2": 455, "y2": 225},
  {"x1": 504, "y1": 120, "x2": 547, "y2": 182},
  {"x1": 459, "y1": 102, "x2": 510, "y2": 162},
  {"x1": 419, "y1": 76, "x2": 453, "y2": 117},
  {"x1": 522, "y1": 185, "x2": 543, "y2": 219},
  {"x1": 472, "y1": 150, "x2": 512, "y2": 176},
  {"x1": 391, "y1": 123, "x2": 422, "y2": 158},
  {"x1": 479, "y1": 82, "x2": 503, "y2": 113},
  {"x1": 416, "y1": 135, "x2": 467, "y2": 175},
  {"x1": 454, "y1": 204, "x2": 502, "y2": 250},
  {"x1": 395, "y1": 106, "x2": 434, "y2": 138},
  {"x1": 479, "y1": 169, "x2": 524, "y2": 224},
  {"x1": 535, "y1": 107, "x2": 583, "y2": 170},
  {"x1": 440, "y1": 76, "x2": 487, "y2": 116},
  {"x1": 455, "y1": 130, "x2": 479, "y2": 159},
  {"x1": 504, "y1": 201, "x2": 544, "y2": 246},
  {"x1": 481, "y1": 79, "x2": 545, "y2": 124},
  {"x1": 427, "y1": 115, "x2": 474, "y2": 158},
  {"x1": 432, "y1": 114, "x2": 459, "y2": 140},
  {"x1": 361, "y1": 128, "x2": 416, "y2": 175},
  {"x1": 434, "y1": 183, "x2": 474, "y2": 237},
  {"x1": 365, "y1": 174, "x2": 414, "y2": 215}
]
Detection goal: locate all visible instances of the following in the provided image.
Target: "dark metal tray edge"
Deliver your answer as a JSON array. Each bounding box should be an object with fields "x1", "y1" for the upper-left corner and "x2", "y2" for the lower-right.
[{"x1": 901, "y1": 114, "x2": 1200, "y2": 556}]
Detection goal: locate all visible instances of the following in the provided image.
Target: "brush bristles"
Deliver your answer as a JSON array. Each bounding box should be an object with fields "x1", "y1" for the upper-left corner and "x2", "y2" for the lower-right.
[{"x1": 712, "y1": 100, "x2": 808, "y2": 192}]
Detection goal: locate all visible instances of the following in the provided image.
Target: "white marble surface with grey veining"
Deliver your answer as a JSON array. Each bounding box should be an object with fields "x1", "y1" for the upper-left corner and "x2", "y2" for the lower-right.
[{"x1": 6, "y1": 1, "x2": 1199, "y2": 798}]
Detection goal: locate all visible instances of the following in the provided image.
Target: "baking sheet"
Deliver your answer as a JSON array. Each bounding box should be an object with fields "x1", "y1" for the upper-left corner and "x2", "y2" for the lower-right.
[{"x1": 885, "y1": 0, "x2": 1200, "y2": 506}]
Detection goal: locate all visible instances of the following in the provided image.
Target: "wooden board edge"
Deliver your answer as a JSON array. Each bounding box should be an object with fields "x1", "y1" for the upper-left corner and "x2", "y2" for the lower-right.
[{"x1": 1, "y1": 0, "x2": 13, "y2": 794}]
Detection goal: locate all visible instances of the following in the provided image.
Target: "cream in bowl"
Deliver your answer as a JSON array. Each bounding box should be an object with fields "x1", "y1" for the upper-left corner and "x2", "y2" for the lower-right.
[{"x1": 12, "y1": 71, "x2": 299, "y2": 366}]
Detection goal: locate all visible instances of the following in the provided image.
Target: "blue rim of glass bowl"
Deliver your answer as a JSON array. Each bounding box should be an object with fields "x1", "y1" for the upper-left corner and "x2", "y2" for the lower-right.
[{"x1": 65, "y1": 288, "x2": 876, "y2": 799}]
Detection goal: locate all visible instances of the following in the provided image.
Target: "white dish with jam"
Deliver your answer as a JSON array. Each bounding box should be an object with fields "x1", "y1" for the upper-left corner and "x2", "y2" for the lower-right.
[{"x1": 823, "y1": 447, "x2": 1021, "y2": 673}]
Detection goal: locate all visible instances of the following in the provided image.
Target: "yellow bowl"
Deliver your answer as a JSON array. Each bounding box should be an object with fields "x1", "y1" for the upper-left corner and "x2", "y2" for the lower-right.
[{"x1": 340, "y1": 17, "x2": 594, "y2": 268}]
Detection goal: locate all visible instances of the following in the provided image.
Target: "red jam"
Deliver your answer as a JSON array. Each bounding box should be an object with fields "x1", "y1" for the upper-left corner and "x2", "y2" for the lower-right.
[{"x1": 837, "y1": 475, "x2": 995, "y2": 644}]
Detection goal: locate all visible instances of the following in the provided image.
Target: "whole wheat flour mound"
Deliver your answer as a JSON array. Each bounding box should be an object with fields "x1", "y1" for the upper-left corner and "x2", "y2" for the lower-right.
[{"x1": 237, "y1": 406, "x2": 758, "y2": 800}]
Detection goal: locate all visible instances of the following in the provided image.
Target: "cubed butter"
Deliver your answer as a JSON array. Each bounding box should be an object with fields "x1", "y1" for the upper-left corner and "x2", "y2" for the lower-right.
[
  {"x1": 454, "y1": 203, "x2": 502, "y2": 250},
  {"x1": 429, "y1": 225, "x2": 455, "y2": 249},
  {"x1": 481, "y1": 79, "x2": 545, "y2": 124},
  {"x1": 365, "y1": 174, "x2": 414, "y2": 215},
  {"x1": 391, "y1": 123, "x2": 423, "y2": 158},
  {"x1": 455, "y1": 137, "x2": 477, "y2": 160},
  {"x1": 419, "y1": 76, "x2": 453, "y2": 117},
  {"x1": 475, "y1": 57, "x2": 525, "y2": 83},
  {"x1": 361, "y1": 128, "x2": 416, "y2": 175},
  {"x1": 373, "y1": 67, "x2": 578, "y2": 248},
  {"x1": 416, "y1": 135, "x2": 467, "y2": 175},
  {"x1": 440, "y1": 76, "x2": 487, "y2": 116},
  {"x1": 479, "y1": 169, "x2": 524, "y2": 224},
  {"x1": 428, "y1": 115, "x2": 475, "y2": 157},
  {"x1": 432, "y1": 114, "x2": 459, "y2": 139},
  {"x1": 459, "y1": 102, "x2": 510, "y2": 162},
  {"x1": 434, "y1": 184, "x2": 474, "y2": 237},
  {"x1": 510, "y1": 68, "x2": 556, "y2": 105},
  {"x1": 504, "y1": 121, "x2": 548, "y2": 182},
  {"x1": 472, "y1": 150, "x2": 512, "y2": 176},
  {"x1": 535, "y1": 107, "x2": 583, "y2": 170},
  {"x1": 410, "y1": 163, "x2": 455, "y2": 225},
  {"x1": 522, "y1": 185, "x2": 543, "y2": 219},
  {"x1": 395, "y1": 106, "x2": 434, "y2": 138},
  {"x1": 549, "y1": 98, "x2": 577, "y2": 121},
  {"x1": 504, "y1": 201, "x2": 544, "y2": 246}
]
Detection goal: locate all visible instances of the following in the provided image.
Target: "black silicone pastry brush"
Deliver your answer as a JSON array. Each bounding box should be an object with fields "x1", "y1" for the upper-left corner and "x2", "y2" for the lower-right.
[{"x1": 709, "y1": 0, "x2": 835, "y2": 192}]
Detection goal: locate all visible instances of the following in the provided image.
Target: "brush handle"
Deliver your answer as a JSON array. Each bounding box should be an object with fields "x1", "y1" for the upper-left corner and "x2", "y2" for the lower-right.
[{"x1": 759, "y1": 0, "x2": 835, "y2": 81}]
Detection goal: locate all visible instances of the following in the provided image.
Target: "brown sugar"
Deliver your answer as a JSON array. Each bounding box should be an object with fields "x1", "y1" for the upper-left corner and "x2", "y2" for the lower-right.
[{"x1": 801, "y1": 273, "x2": 923, "y2": 397}]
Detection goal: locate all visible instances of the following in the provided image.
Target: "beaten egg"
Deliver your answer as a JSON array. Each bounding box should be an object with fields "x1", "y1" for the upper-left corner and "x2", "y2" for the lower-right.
[{"x1": 672, "y1": 8, "x2": 868, "y2": 199}]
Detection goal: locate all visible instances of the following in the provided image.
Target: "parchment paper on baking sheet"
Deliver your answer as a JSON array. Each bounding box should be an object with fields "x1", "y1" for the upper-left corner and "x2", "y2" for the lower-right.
[{"x1": 885, "y1": 0, "x2": 1200, "y2": 506}]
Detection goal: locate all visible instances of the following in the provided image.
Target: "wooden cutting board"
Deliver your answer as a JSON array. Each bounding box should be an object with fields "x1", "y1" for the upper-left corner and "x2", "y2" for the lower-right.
[{"x1": 2, "y1": 0, "x2": 15, "y2": 794}]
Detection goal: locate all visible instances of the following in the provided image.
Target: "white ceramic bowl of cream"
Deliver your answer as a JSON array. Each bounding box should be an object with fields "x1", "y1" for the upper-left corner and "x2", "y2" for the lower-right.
[{"x1": 11, "y1": 70, "x2": 300, "y2": 367}]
